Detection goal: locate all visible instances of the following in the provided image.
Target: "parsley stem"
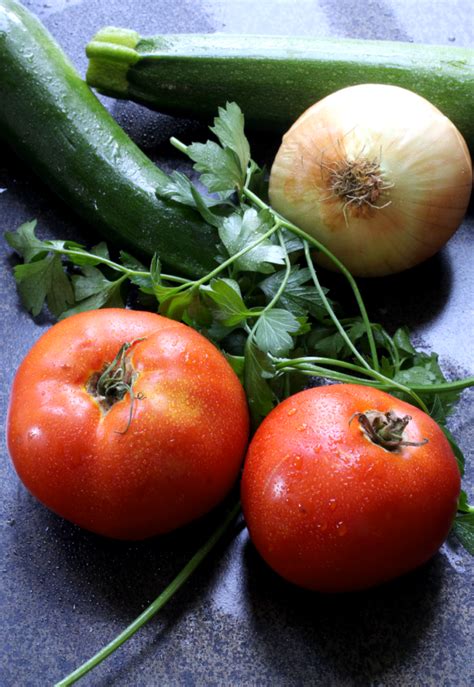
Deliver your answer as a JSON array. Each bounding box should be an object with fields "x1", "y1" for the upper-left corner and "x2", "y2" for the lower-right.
[
  {"x1": 244, "y1": 229, "x2": 293, "y2": 389},
  {"x1": 242, "y1": 186, "x2": 380, "y2": 372},
  {"x1": 276, "y1": 357, "x2": 433, "y2": 412},
  {"x1": 55, "y1": 501, "x2": 241, "y2": 687},
  {"x1": 276, "y1": 356, "x2": 378, "y2": 376},
  {"x1": 170, "y1": 137, "x2": 189, "y2": 155},
  {"x1": 40, "y1": 244, "x2": 188, "y2": 284},
  {"x1": 277, "y1": 363, "x2": 376, "y2": 386},
  {"x1": 245, "y1": 234, "x2": 292, "y2": 315},
  {"x1": 261, "y1": 230, "x2": 292, "y2": 312},
  {"x1": 189, "y1": 222, "x2": 281, "y2": 290},
  {"x1": 303, "y1": 241, "x2": 372, "y2": 372},
  {"x1": 277, "y1": 358, "x2": 474, "y2": 393}
]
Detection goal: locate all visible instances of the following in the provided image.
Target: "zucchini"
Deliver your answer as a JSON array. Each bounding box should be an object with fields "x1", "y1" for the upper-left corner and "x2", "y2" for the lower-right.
[
  {"x1": 0, "y1": 0, "x2": 218, "y2": 277},
  {"x1": 86, "y1": 29, "x2": 474, "y2": 152}
]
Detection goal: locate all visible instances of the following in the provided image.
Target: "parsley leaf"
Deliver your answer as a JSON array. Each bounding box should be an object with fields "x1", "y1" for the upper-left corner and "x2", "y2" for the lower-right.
[
  {"x1": 305, "y1": 325, "x2": 348, "y2": 359},
  {"x1": 13, "y1": 254, "x2": 74, "y2": 317},
  {"x1": 219, "y1": 208, "x2": 284, "y2": 273},
  {"x1": 254, "y1": 308, "x2": 301, "y2": 356},
  {"x1": 244, "y1": 340, "x2": 275, "y2": 426},
  {"x1": 458, "y1": 490, "x2": 471, "y2": 512},
  {"x1": 442, "y1": 427, "x2": 465, "y2": 475},
  {"x1": 155, "y1": 169, "x2": 201, "y2": 206},
  {"x1": 120, "y1": 251, "x2": 154, "y2": 292},
  {"x1": 225, "y1": 353, "x2": 245, "y2": 382},
  {"x1": 260, "y1": 266, "x2": 330, "y2": 320},
  {"x1": 184, "y1": 102, "x2": 251, "y2": 193},
  {"x1": 5, "y1": 220, "x2": 49, "y2": 263},
  {"x1": 155, "y1": 169, "x2": 223, "y2": 208},
  {"x1": 187, "y1": 141, "x2": 243, "y2": 193},
  {"x1": 394, "y1": 352, "x2": 460, "y2": 416},
  {"x1": 68, "y1": 242, "x2": 111, "y2": 266},
  {"x1": 453, "y1": 513, "x2": 474, "y2": 554},
  {"x1": 189, "y1": 186, "x2": 224, "y2": 229},
  {"x1": 201, "y1": 279, "x2": 249, "y2": 327},
  {"x1": 393, "y1": 326, "x2": 416, "y2": 356},
  {"x1": 59, "y1": 266, "x2": 124, "y2": 318},
  {"x1": 209, "y1": 102, "x2": 250, "y2": 177},
  {"x1": 281, "y1": 228, "x2": 304, "y2": 254},
  {"x1": 148, "y1": 255, "x2": 183, "y2": 303}
]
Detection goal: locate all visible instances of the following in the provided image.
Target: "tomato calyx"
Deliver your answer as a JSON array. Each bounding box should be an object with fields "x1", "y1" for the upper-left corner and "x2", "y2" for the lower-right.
[
  {"x1": 87, "y1": 338, "x2": 145, "y2": 433},
  {"x1": 350, "y1": 410, "x2": 428, "y2": 452}
]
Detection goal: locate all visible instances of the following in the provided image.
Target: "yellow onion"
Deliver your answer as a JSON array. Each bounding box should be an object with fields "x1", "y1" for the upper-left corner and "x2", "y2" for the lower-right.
[{"x1": 269, "y1": 84, "x2": 472, "y2": 277}]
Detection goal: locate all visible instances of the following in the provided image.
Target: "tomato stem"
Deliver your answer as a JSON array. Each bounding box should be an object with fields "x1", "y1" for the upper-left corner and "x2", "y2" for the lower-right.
[
  {"x1": 350, "y1": 410, "x2": 428, "y2": 451},
  {"x1": 88, "y1": 338, "x2": 144, "y2": 433},
  {"x1": 54, "y1": 500, "x2": 242, "y2": 687}
]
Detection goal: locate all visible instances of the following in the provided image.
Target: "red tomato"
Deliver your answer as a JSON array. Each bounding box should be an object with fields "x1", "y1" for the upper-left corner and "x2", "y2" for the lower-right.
[
  {"x1": 7, "y1": 309, "x2": 249, "y2": 540},
  {"x1": 241, "y1": 384, "x2": 460, "y2": 592}
]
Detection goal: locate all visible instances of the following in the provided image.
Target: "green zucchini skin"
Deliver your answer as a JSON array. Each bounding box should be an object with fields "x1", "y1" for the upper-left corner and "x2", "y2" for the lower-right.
[
  {"x1": 87, "y1": 30, "x2": 474, "y2": 152},
  {"x1": 0, "y1": 1, "x2": 218, "y2": 277}
]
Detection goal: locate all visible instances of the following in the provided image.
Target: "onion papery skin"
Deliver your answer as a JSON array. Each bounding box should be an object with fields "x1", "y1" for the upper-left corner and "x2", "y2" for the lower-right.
[{"x1": 269, "y1": 84, "x2": 472, "y2": 277}]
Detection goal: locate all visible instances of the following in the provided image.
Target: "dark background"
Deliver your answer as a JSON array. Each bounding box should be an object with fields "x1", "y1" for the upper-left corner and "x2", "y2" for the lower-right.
[{"x1": 1, "y1": 1, "x2": 473, "y2": 685}]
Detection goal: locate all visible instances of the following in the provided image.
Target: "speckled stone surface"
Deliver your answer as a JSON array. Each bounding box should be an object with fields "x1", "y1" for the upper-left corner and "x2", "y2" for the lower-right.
[{"x1": 1, "y1": 1, "x2": 473, "y2": 685}]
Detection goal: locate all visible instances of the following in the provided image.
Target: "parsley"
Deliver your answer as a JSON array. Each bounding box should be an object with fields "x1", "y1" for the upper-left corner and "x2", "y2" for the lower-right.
[
  {"x1": 454, "y1": 515, "x2": 474, "y2": 553},
  {"x1": 218, "y1": 208, "x2": 286, "y2": 274},
  {"x1": 254, "y1": 309, "x2": 301, "y2": 356},
  {"x1": 200, "y1": 279, "x2": 249, "y2": 327}
]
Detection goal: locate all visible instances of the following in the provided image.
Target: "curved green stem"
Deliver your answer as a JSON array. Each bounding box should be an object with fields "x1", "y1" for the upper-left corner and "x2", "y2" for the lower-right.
[
  {"x1": 193, "y1": 222, "x2": 280, "y2": 289},
  {"x1": 242, "y1": 186, "x2": 379, "y2": 372},
  {"x1": 170, "y1": 136, "x2": 189, "y2": 155},
  {"x1": 278, "y1": 363, "x2": 375, "y2": 386},
  {"x1": 55, "y1": 501, "x2": 241, "y2": 687},
  {"x1": 411, "y1": 377, "x2": 474, "y2": 393},
  {"x1": 277, "y1": 356, "x2": 431, "y2": 412},
  {"x1": 303, "y1": 241, "x2": 372, "y2": 372},
  {"x1": 245, "y1": 230, "x2": 291, "y2": 358},
  {"x1": 275, "y1": 355, "x2": 377, "y2": 377},
  {"x1": 278, "y1": 358, "x2": 474, "y2": 395},
  {"x1": 165, "y1": 221, "x2": 281, "y2": 302},
  {"x1": 261, "y1": 229, "x2": 292, "y2": 312},
  {"x1": 45, "y1": 244, "x2": 188, "y2": 284}
]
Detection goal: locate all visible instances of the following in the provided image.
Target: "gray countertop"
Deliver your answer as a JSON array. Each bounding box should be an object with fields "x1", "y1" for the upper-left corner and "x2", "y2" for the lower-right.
[{"x1": 1, "y1": 1, "x2": 473, "y2": 685}]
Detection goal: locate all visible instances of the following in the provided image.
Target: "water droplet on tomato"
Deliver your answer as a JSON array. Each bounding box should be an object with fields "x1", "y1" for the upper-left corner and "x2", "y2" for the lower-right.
[
  {"x1": 287, "y1": 407, "x2": 297, "y2": 416},
  {"x1": 293, "y1": 455, "x2": 303, "y2": 470},
  {"x1": 318, "y1": 521, "x2": 328, "y2": 532},
  {"x1": 272, "y1": 477, "x2": 286, "y2": 498},
  {"x1": 27, "y1": 426, "x2": 41, "y2": 440},
  {"x1": 328, "y1": 498, "x2": 337, "y2": 510},
  {"x1": 297, "y1": 423, "x2": 307, "y2": 432},
  {"x1": 337, "y1": 521, "x2": 348, "y2": 536}
]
